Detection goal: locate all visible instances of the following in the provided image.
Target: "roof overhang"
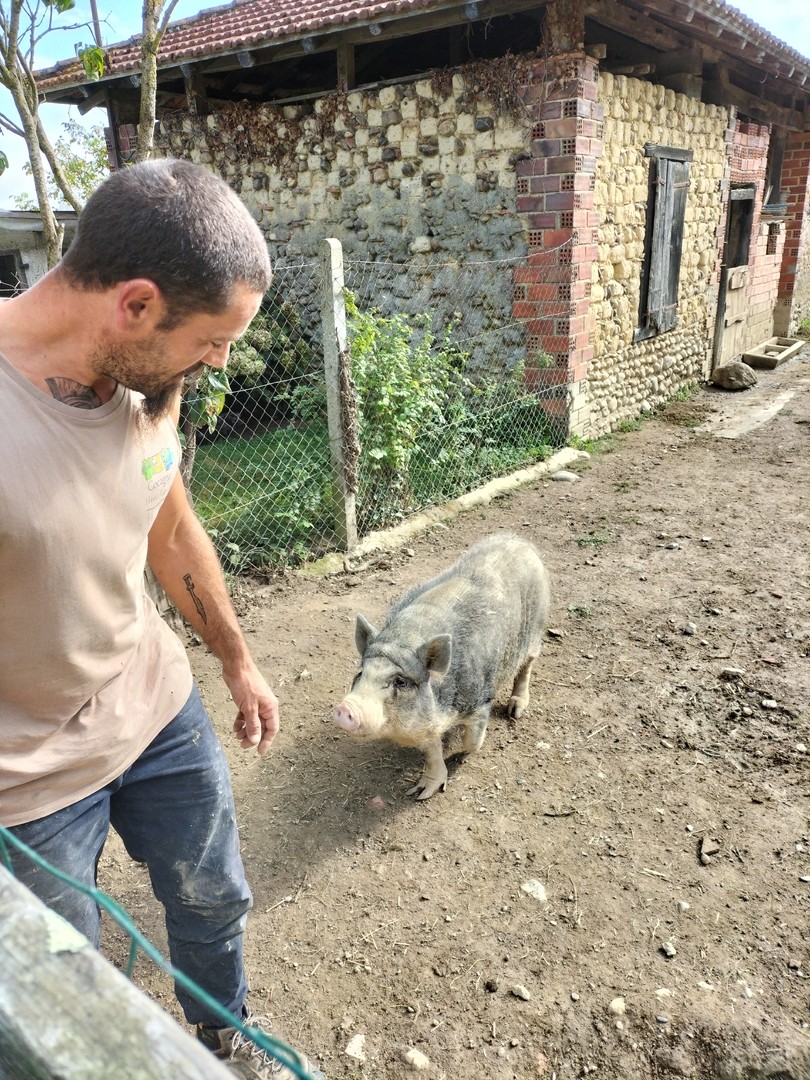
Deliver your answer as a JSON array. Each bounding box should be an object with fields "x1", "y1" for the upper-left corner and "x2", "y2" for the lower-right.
[{"x1": 35, "y1": 0, "x2": 810, "y2": 130}]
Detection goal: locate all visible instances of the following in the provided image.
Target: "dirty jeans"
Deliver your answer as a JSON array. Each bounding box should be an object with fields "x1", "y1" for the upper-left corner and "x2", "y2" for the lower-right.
[{"x1": 5, "y1": 683, "x2": 252, "y2": 1027}]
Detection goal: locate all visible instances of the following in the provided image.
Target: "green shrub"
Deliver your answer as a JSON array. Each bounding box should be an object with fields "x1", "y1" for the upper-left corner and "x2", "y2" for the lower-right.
[{"x1": 193, "y1": 293, "x2": 559, "y2": 567}]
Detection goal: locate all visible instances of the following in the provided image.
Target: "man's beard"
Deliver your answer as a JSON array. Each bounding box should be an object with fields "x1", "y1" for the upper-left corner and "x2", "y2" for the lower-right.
[
  {"x1": 140, "y1": 382, "x2": 180, "y2": 425},
  {"x1": 93, "y1": 337, "x2": 202, "y2": 425}
]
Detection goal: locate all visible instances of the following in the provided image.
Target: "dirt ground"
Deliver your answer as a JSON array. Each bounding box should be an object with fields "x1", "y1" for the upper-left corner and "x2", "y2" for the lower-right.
[{"x1": 102, "y1": 348, "x2": 809, "y2": 1079}]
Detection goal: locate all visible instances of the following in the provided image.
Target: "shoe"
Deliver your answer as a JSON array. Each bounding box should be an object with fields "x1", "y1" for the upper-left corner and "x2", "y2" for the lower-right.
[{"x1": 197, "y1": 1006, "x2": 326, "y2": 1079}]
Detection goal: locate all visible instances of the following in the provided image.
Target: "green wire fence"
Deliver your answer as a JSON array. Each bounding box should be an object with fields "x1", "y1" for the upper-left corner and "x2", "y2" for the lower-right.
[{"x1": 0, "y1": 824, "x2": 311, "y2": 1080}]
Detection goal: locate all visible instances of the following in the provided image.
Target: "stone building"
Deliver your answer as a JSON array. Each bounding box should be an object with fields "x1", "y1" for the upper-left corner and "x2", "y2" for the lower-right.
[
  {"x1": 0, "y1": 211, "x2": 77, "y2": 295},
  {"x1": 38, "y1": 0, "x2": 810, "y2": 437}
]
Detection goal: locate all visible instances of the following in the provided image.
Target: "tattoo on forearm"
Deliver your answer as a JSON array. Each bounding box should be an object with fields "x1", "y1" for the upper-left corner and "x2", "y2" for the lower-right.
[
  {"x1": 45, "y1": 377, "x2": 103, "y2": 409},
  {"x1": 183, "y1": 574, "x2": 208, "y2": 625}
]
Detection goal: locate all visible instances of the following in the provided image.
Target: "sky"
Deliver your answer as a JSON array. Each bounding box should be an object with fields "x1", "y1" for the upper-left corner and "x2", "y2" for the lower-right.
[
  {"x1": 0, "y1": 0, "x2": 205, "y2": 204},
  {"x1": 0, "y1": 0, "x2": 808, "y2": 207}
]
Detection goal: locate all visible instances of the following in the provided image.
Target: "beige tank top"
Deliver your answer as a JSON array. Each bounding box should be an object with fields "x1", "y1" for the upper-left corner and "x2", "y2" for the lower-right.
[{"x1": 0, "y1": 351, "x2": 192, "y2": 826}]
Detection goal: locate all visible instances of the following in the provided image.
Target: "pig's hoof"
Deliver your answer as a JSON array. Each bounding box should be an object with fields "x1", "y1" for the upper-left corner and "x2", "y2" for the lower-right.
[
  {"x1": 407, "y1": 772, "x2": 447, "y2": 800},
  {"x1": 507, "y1": 695, "x2": 528, "y2": 719}
]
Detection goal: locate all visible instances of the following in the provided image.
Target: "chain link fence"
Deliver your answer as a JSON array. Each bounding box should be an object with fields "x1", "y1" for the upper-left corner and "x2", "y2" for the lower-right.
[{"x1": 190, "y1": 240, "x2": 574, "y2": 572}]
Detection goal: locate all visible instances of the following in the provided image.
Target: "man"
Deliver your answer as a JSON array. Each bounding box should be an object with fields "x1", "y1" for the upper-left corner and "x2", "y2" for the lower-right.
[{"x1": 0, "y1": 159, "x2": 325, "y2": 1080}]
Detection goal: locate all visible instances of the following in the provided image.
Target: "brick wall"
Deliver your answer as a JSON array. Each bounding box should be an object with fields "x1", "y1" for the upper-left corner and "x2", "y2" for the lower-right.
[
  {"x1": 727, "y1": 118, "x2": 785, "y2": 349},
  {"x1": 513, "y1": 54, "x2": 603, "y2": 436},
  {"x1": 775, "y1": 131, "x2": 810, "y2": 335}
]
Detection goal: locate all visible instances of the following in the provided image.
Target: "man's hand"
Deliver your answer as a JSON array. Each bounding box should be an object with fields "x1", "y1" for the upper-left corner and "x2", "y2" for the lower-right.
[{"x1": 224, "y1": 662, "x2": 279, "y2": 755}]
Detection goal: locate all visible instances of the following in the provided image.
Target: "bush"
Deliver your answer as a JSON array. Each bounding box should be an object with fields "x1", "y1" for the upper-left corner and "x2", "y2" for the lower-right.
[
  {"x1": 335, "y1": 293, "x2": 555, "y2": 531},
  {"x1": 192, "y1": 292, "x2": 559, "y2": 568}
]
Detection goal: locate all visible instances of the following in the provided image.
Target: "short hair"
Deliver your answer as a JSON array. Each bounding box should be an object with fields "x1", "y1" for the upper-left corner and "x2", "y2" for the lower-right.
[{"x1": 60, "y1": 158, "x2": 272, "y2": 324}]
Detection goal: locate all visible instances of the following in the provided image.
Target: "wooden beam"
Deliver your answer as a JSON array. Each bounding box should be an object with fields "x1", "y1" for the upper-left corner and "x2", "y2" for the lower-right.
[
  {"x1": 183, "y1": 66, "x2": 209, "y2": 116},
  {"x1": 585, "y1": 0, "x2": 690, "y2": 53},
  {"x1": 77, "y1": 87, "x2": 108, "y2": 114},
  {"x1": 0, "y1": 869, "x2": 231, "y2": 1079},
  {"x1": 622, "y1": 0, "x2": 810, "y2": 104},
  {"x1": 653, "y1": 47, "x2": 703, "y2": 78},
  {"x1": 544, "y1": 0, "x2": 585, "y2": 53},
  {"x1": 703, "y1": 64, "x2": 804, "y2": 128},
  {"x1": 336, "y1": 41, "x2": 355, "y2": 92}
]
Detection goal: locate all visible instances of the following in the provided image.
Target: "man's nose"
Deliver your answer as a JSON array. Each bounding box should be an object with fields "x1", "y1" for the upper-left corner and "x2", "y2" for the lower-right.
[{"x1": 206, "y1": 343, "x2": 231, "y2": 369}]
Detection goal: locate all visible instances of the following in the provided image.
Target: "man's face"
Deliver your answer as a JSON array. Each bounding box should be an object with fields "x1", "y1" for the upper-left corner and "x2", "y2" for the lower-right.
[{"x1": 95, "y1": 283, "x2": 263, "y2": 420}]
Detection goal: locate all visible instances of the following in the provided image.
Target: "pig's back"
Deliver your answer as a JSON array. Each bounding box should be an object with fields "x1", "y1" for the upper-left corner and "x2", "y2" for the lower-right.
[{"x1": 380, "y1": 535, "x2": 550, "y2": 705}]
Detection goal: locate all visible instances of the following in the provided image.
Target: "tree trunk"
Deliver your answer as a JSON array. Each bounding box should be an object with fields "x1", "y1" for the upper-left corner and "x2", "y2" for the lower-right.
[
  {"x1": 6, "y1": 75, "x2": 63, "y2": 265},
  {"x1": 35, "y1": 114, "x2": 84, "y2": 214},
  {"x1": 180, "y1": 413, "x2": 198, "y2": 501},
  {"x1": 135, "y1": 6, "x2": 159, "y2": 162},
  {"x1": 135, "y1": 0, "x2": 182, "y2": 162}
]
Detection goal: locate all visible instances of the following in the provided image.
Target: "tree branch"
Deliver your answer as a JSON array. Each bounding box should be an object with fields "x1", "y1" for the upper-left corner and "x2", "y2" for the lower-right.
[
  {"x1": 158, "y1": 0, "x2": 183, "y2": 37},
  {"x1": 0, "y1": 110, "x2": 26, "y2": 136}
]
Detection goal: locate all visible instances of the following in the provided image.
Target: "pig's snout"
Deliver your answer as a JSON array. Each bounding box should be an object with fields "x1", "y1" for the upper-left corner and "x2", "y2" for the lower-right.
[{"x1": 332, "y1": 701, "x2": 361, "y2": 733}]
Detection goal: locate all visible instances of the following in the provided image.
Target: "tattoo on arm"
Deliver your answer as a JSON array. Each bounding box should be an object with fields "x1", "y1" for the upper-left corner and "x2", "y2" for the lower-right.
[
  {"x1": 183, "y1": 574, "x2": 208, "y2": 625},
  {"x1": 45, "y1": 377, "x2": 103, "y2": 409}
]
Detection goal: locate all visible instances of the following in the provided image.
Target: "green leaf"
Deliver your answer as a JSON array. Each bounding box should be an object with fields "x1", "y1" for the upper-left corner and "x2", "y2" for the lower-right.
[
  {"x1": 44, "y1": 0, "x2": 76, "y2": 11},
  {"x1": 0, "y1": 151, "x2": 8, "y2": 176},
  {"x1": 205, "y1": 370, "x2": 230, "y2": 394},
  {"x1": 204, "y1": 391, "x2": 226, "y2": 418},
  {"x1": 77, "y1": 44, "x2": 105, "y2": 81}
]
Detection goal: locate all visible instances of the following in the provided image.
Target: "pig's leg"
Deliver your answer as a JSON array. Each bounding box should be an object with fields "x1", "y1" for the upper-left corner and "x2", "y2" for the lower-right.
[
  {"x1": 461, "y1": 703, "x2": 492, "y2": 754},
  {"x1": 508, "y1": 650, "x2": 539, "y2": 718},
  {"x1": 407, "y1": 738, "x2": 448, "y2": 800}
]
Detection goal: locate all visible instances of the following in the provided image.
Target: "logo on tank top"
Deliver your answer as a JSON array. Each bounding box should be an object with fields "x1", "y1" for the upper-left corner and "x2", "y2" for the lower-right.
[{"x1": 141, "y1": 446, "x2": 176, "y2": 510}]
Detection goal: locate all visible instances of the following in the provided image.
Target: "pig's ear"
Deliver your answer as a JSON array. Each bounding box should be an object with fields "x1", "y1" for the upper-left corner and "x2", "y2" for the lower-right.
[
  {"x1": 355, "y1": 613, "x2": 378, "y2": 656},
  {"x1": 418, "y1": 634, "x2": 452, "y2": 678}
]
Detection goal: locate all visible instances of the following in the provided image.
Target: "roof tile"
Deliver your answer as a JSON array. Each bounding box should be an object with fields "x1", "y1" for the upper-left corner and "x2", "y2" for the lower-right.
[{"x1": 36, "y1": 0, "x2": 810, "y2": 91}]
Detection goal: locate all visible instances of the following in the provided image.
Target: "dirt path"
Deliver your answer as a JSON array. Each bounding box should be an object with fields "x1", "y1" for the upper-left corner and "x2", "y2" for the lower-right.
[{"x1": 102, "y1": 349, "x2": 810, "y2": 1079}]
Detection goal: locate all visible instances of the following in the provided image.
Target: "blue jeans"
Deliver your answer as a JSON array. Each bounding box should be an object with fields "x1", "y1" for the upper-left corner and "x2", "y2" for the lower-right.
[{"x1": 6, "y1": 683, "x2": 252, "y2": 1026}]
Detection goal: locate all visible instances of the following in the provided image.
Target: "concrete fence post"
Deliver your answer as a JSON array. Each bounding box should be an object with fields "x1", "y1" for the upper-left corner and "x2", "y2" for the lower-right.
[{"x1": 320, "y1": 237, "x2": 359, "y2": 553}]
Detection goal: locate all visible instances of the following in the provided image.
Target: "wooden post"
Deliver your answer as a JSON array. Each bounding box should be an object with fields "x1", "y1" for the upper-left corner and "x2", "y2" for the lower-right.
[
  {"x1": 320, "y1": 238, "x2": 359, "y2": 553},
  {"x1": 336, "y1": 42, "x2": 355, "y2": 92},
  {"x1": 0, "y1": 867, "x2": 231, "y2": 1078}
]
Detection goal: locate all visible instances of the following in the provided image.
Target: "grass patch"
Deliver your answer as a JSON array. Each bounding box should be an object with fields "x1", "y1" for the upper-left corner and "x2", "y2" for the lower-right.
[
  {"x1": 566, "y1": 604, "x2": 593, "y2": 619},
  {"x1": 668, "y1": 382, "x2": 699, "y2": 403},
  {"x1": 674, "y1": 416, "x2": 703, "y2": 428},
  {"x1": 616, "y1": 417, "x2": 643, "y2": 433},
  {"x1": 191, "y1": 423, "x2": 337, "y2": 568},
  {"x1": 192, "y1": 396, "x2": 560, "y2": 568},
  {"x1": 576, "y1": 530, "x2": 609, "y2": 549}
]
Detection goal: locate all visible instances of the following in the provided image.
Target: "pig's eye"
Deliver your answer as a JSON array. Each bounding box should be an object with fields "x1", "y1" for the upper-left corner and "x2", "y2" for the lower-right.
[{"x1": 391, "y1": 674, "x2": 413, "y2": 692}]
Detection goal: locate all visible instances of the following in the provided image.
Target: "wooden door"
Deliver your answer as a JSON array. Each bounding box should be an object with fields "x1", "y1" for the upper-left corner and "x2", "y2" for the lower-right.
[{"x1": 713, "y1": 186, "x2": 755, "y2": 366}]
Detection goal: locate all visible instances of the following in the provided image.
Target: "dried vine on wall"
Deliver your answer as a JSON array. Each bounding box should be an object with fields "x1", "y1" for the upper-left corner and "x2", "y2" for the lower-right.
[
  {"x1": 161, "y1": 49, "x2": 548, "y2": 180},
  {"x1": 431, "y1": 51, "x2": 539, "y2": 119}
]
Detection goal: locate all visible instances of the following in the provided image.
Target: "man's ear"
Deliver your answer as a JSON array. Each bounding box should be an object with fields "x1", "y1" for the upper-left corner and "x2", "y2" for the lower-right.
[{"x1": 115, "y1": 279, "x2": 164, "y2": 333}]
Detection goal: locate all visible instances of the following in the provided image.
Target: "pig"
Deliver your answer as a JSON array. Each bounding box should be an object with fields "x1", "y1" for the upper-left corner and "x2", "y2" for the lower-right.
[{"x1": 332, "y1": 534, "x2": 551, "y2": 799}]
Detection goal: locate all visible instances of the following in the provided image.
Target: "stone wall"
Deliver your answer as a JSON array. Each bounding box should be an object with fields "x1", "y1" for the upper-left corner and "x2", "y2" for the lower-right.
[
  {"x1": 589, "y1": 73, "x2": 729, "y2": 436},
  {"x1": 156, "y1": 72, "x2": 535, "y2": 377},
  {"x1": 154, "y1": 59, "x2": 810, "y2": 438}
]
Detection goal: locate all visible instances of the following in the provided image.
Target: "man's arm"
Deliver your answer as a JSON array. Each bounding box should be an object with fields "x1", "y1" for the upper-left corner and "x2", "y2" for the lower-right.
[{"x1": 147, "y1": 471, "x2": 279, "y2": 754}]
